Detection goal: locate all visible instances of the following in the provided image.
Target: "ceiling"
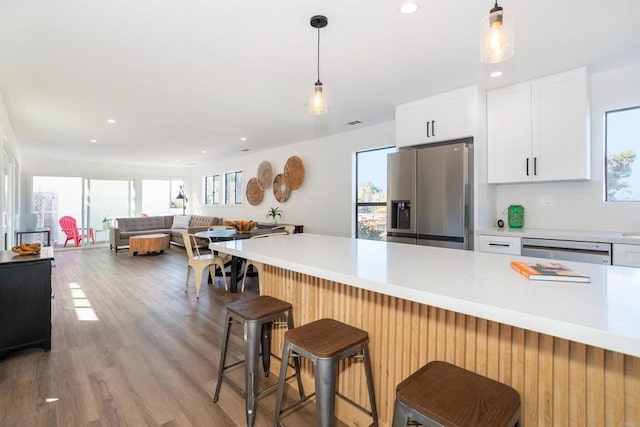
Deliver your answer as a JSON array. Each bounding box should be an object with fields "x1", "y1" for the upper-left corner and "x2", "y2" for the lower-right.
[{"x1": 1, "y1": 0, "x2": 639, "y2": 167}]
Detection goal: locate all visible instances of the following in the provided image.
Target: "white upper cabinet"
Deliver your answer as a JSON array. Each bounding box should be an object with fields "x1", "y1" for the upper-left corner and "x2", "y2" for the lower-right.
[
  {"x1": 487, "y1": 82, "x2": 532, "y2": 183},
  {"x1": 396, "y1": 86, "x2": 475, "y2": 147},
  {"x1": 488, "y1": 67, "x2": 590, "y2": 183}
]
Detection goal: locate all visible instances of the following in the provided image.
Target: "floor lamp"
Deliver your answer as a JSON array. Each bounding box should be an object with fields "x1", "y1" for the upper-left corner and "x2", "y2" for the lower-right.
[{"x1": 176, "y1": 186, "x2": 188, "y2": 215}]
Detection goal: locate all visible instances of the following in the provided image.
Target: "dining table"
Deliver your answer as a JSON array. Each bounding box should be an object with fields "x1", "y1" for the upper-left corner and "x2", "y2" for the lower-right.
[{"x1": 194, "y1": 228, "x2": 287, "y2": 292}]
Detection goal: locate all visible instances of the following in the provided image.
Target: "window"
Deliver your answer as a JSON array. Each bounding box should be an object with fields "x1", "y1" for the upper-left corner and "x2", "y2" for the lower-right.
[
  {"x1": 203, "y1": 171, "x2": 243, "y2": 205},
  {"x1": 605, "y1": 106, "x2": 640, "y2": 201},
  {"x1": 205, "y1": 175, "x2": 220, "y2": 205},
  {"x1": 225, "y1": 171, "x2": 243, "y2": 204},
  {"x1": 355, "y1": 147, "x2": 395, "y2": 240}
]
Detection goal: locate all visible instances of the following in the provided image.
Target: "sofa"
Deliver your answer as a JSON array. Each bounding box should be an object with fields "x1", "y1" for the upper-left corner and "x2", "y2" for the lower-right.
[{"x1": 109, "y1": 215, "x2": 224, "y2": 252}]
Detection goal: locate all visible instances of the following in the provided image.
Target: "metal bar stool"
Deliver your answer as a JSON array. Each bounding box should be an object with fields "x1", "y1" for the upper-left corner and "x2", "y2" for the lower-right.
[
  {"x1": 273, "y1": 318, "x2": 379, "y2": 427},
  {"x1": 392, "y1": 361, "x2": 521, "y2": 427},
  {"x1": 213, "y1": 296, "x2": 305, "y2": 427}
]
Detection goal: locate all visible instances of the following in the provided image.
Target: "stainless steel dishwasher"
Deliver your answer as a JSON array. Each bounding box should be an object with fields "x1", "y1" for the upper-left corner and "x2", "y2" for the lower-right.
[{"x1": 521, "y1": 238, "x2": 611, "y2": 265}]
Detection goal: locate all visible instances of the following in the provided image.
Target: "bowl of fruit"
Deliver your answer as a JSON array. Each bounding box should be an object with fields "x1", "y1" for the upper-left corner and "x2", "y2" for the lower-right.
[
  {"x1": 11, "y1": 242, "x2": 42, "y2": 256},
  {"x1": 229, "y1": 220, "x2": 257, "y2": 234}
]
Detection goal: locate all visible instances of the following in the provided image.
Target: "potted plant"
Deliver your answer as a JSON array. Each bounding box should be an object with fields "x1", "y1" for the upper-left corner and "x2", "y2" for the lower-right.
[{"x1": 266, "y1": 207, "x2": 283, "y2": 224}]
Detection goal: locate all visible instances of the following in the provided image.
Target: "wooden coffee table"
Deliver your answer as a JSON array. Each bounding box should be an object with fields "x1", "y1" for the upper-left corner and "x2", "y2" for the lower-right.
[{"x1": 129, "y1": 234, "x2": 170, "y2": 256}]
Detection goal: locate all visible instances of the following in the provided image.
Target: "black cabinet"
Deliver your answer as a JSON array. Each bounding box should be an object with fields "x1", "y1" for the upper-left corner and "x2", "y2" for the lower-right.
[{"x1": 0, "y1": 248, "x2": 53, "y2": 358}]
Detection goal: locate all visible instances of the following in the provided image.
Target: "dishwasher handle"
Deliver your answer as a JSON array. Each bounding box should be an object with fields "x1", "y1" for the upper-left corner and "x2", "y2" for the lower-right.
[{"x1": 521, "y1": 245, "x2": 611, "y2": 265}]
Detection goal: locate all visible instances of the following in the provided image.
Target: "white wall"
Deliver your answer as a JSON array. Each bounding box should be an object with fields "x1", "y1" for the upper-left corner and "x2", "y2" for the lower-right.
[
  {"x1": 494, "y1": 63, "x2": 640, "y2": 232},
  {"x1": 191, "y1": 121, "x2": 395, "y2": 237},
  {"x1": 0, "y1": 93, "x2": 19, "y2": 163}
]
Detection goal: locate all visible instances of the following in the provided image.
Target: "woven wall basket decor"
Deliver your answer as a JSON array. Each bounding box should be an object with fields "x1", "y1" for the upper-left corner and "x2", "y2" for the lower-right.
[
  {"x1": 273, "y1": 173, "x2": 291, "y2": 203},
  {"x1": 245, "y1": 177, "x2": 264, "y2": 206},
  {"x1": 283, "y1": 156, "x2": 305, "y2": 190},
  {"x1": 257, "y1": 161, "x2": 273, "y2": 190}
]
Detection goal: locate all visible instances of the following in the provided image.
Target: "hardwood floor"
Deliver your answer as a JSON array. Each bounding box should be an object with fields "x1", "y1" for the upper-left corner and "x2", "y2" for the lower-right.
[{"x1": 0, "y1": 246, "x2": 333, "y2": 427}]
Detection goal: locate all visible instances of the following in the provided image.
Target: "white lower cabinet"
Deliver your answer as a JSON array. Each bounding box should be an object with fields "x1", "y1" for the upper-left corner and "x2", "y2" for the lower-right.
[
  {"x1": 478, "y1": 235, "x2": 521, "y2": 255},
  {"x1": 613, "y1": 244, "x2": 640, "y2": 268}
]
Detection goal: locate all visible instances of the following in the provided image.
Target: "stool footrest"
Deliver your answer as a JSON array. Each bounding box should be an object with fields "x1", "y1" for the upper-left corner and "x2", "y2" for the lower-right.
[
  {"x1": 217, "y1": 375, "x2": 247, "y2": 399},
  {"x1": 278, "y1": 392, "x2": 314, "y2": 417},
  {"x1": 336, "y1": 391, "x2": 376, "y2": 420},
  {"x1": 217, "y1": 355, "x2": 303, "y2": 400}
]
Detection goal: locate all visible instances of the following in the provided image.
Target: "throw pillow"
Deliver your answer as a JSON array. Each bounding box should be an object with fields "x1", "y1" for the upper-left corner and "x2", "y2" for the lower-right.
[{"x1": 171, "y1": 215, "x2": 192, "y2": 229}]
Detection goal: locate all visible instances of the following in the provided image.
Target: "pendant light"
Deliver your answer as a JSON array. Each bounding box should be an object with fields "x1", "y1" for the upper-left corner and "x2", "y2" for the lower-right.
[
  {"x1": 480, "y1": 0, "x2": 514, "y2": 64},
  {"x1": 310, "y1": 15, "x2": 328, "y2": 115}
]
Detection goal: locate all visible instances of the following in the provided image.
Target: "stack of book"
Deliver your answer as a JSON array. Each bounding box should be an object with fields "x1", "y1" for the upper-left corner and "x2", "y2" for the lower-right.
[{"x1": 511, "y1": 261, "x2": 590, "y2": 283}]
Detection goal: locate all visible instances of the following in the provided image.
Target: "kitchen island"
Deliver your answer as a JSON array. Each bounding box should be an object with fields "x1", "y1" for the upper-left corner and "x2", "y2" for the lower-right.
[{"x1": 212, "y1": 233, "x2": 640, "y2": 426}]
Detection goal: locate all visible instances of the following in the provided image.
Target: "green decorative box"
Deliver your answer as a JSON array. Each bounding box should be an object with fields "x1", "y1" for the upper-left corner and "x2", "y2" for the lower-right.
[{"x1": 507, "y1": 205, "x2": 524, "y2": 229}]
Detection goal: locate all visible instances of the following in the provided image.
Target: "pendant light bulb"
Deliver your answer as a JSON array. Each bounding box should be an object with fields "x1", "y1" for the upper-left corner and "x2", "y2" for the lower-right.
[
  {"x1": 480, "y1": 1, "x2": 514, "y2": 64},
  {"x1": 311, "y1": 81, "x2": 326, "y2": 115},
  {"x1": 309, "y1": 15, "x2": 328, "y2": 115}
]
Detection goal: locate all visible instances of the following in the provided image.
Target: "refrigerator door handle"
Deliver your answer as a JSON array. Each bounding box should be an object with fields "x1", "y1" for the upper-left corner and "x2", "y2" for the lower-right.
[
  {"x1": 426, "y1": 121, "x2": 430, "y2": 138},
  {"x1": 432, "y1": 120, "x2": 435, "y2": 137}
]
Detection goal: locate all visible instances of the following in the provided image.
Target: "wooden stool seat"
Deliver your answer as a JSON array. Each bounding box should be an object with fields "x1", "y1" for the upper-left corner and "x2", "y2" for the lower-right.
[
  {"x1": 227, "y1": 295, "x2": 292, "y2": 321},
  {"x1": 393, "y1": 361, "x2": 520, "y2": 427},
  {"x1": 284, "y1": 318, "x2": 369, "y2": 358},
  {"x1": 274, "y1": 318, "x2": 378, "y2": 427}
]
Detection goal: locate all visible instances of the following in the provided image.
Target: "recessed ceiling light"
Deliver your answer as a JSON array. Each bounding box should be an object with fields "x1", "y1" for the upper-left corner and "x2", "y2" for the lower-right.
[
  {"x1": 490, "y1": 71, "x2": 503, "y2": 78},
  {"x1": 90, "y1": 139, "x2": 97, "y2": 143},
  {"x1": 201, "y1": 150, "x2": 207, "y2": 154},
  {"x1": 240, "y1": 137, "x2": 247, "y2": 141},
  {"x1": 107, "y1": 118, "x2": 116, "y2": 124},
  {"x1": 400, "y1": 2, "x2": 419, "y2": 14}
]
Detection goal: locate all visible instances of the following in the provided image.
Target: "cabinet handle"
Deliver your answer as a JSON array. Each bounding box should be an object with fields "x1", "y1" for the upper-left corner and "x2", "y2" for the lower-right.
[
  {"x1": 488, "y1": 242, "x2": 510, "y2": 247},
  {"x1": 426, "y1": 121, "x2": 430, "y2": 138},
  {"x1": 526, "y1": 158, "x2": 529, "y2": 176},
  {"x1": 432, "y1": 120, "x2": 436, "y2": 137},
  {"x1": 534, "y1": 157, "x2": 537, "y2": 175}
]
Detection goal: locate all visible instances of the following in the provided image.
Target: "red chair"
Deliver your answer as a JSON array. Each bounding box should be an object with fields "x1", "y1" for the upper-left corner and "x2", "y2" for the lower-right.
[{"x1": 59, "y1": 216, "x2": 95, "y2": 247}]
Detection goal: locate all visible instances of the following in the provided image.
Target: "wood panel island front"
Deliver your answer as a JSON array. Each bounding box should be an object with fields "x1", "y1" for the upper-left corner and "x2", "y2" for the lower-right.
[{"x1": 212, "y1": 234, "x2": 640, "y2": 426}]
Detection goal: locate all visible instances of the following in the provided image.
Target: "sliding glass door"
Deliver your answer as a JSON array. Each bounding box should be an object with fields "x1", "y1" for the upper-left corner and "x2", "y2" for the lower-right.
[
  {"x1": 33, "y1": 176, "x2": 134, "y2": 246},
  {"x1": 33, "y1": 176, "x2": 83, "y2": 245},
  {"x1": 87, "y1": 180, "x2": 132, "y2": 242},
  {"x1": 32, "y1": 176, "x2": 185, "y2": 246}
]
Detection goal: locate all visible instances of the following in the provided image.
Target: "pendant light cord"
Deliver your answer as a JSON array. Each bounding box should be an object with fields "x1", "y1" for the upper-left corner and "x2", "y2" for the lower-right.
[{"x1": 316, "y1": 27, "x2": 321, "y2": 83}]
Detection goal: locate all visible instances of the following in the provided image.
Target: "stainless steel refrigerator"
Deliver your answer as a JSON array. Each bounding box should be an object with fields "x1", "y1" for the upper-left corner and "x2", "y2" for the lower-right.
[{"x1": 386, "y1": 138, "x2": 473, "y2": 249}]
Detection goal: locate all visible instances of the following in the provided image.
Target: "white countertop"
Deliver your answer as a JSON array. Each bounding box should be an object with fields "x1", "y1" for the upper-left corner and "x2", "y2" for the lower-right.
[
  {"x1": 212, "y1": 233, "x2": 640, "y2": 358},
  {"x1": 478, "y1": 227, "x2": 640, "y2": 244}
]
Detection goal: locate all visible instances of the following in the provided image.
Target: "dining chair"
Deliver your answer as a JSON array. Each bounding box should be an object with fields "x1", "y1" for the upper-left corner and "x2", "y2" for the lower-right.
[
  {"x1": 206, "y1": 225, "x2": 234, "y2": 261},
  {"x1": 208, "y1": 225, "x2": 233, "y2": 231},
  {"x1": 59, "y1": 215, "x2": 95, "y2": 247},
  {"x1": 182, "y1": 233, "x2": 228, "y2": 298},
  {"x1": 271, "y1": 224, "x2": 295, "y2": 234},
  {"x1": 240, "y1": 232, "x2": 289, "y2": 292}
]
